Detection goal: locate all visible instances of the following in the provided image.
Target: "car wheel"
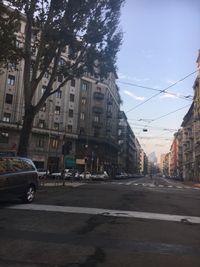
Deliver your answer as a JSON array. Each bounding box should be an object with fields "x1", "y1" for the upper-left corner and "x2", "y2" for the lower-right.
[{"x1": 22, "y1": 185, "x2": 36, "y2": 203}]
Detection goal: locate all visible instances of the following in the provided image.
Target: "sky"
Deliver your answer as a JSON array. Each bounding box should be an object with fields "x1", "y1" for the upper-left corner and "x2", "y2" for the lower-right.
[{"x1": 117, "y1": 0, "x2": 200, "y2": 161}]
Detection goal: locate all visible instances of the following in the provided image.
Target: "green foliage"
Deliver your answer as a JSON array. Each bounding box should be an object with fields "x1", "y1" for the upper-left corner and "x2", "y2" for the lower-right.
[
  {"x1": 2, "y1": 0, "x2": 124, "y2": 83},
  {"x1": 1, "y1": 0, "x2": 124, "y2": 155},
  {"x1": 0, "y1": 3, "x2": 23, "y2": 68}
]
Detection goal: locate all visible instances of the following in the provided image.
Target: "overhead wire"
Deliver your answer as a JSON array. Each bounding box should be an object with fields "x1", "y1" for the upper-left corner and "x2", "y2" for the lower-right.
[
  {"x1": 117, "y1": 80, "x2": 193, "y2": 101},
  {"x1": 123, "y1": 69, "x2": 198, "y2": 113}
]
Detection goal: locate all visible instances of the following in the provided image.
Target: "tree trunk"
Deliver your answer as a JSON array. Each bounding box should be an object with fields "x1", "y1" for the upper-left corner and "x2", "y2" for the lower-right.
[{"x1": 17, "y1": 106, "x2": 35, "y2": 157}]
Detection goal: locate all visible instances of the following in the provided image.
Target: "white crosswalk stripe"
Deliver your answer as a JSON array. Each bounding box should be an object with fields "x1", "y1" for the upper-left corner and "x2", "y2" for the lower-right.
[
  {"x1": 108, "y1": 181, "x2": 200, "y2": 190},
  {"x1": 8, "y1": 204, "x2": 200, "y2": 224}
]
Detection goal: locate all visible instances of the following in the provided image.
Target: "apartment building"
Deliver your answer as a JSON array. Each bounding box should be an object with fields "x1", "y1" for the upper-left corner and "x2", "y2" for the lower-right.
[
  {"x1": 181, "y1": 103, "x2": 194, "y2": 181},
  {"x1": 0, "y1": 70, "x2": 121, "y2": 173},
  {"x1": 169, "y1": 132, "x2": 180, "y2": 178},
  {"x1": 75, "y1": 73, "x2": 121, "y2": 175},
  {"x1": 118, "y1": 111, "x2": 139, "y2": 174},
  {"x1": 159, "y1": 51, "x2": 200, "y2": 182},
  {"x1": 0, "y1": 14, "x2": 121, "y2": 173},
  {"x1": 160, "y1": 154, "x2": 166, "y2": 175},
  {"x1": 193, "y1": 54, "x2": 200, "y2": 181},
  {"x1": 140, "y1": 149, "x2": 148, "y2": 175},
  {"x1": 162, "y1": 152, "x2": 171, "y2": 177}
]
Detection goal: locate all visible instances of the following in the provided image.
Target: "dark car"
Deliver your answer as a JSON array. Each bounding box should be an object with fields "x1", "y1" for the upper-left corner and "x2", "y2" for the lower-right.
[{"x1": 0, "y1": 156, "x2": 39, "y2": 203}]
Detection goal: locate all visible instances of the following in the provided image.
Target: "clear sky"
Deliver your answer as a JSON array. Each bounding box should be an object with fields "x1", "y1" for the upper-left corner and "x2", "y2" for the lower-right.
[{"x1": 117, "y1": 0, "x2": 200, "y2": 161}]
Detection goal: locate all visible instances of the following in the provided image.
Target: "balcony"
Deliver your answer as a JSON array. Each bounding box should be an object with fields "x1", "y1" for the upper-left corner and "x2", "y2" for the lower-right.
[
  {"x1": 92, "y1": 106, "x2": 104, "y2": 114},
  {"x1": 106, "y1": 111, "x2": 112, "y2": 118},
  {"x1": 188, "y1": 131, "x2": 194, "y2": 139},
  {"x1": 92, "y1": 121, "x2": 103, "y2": 128},
  {"x1": 107, "y1": 99, "x2": 113, "y2": 105},
  {"x1": 93, "y1": 92, "x2": 104, "y2": 100},
  {"x1": 106, "y1": 128, "x2": 111, "y2": 133}
]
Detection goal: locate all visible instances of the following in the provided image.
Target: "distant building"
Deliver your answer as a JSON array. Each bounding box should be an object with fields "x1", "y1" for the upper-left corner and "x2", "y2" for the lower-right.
[
  {"x1": 181, "y1": 103, "x2": 194, "y2": 181},
  {"x1": 118, "y1": 111, "x2": 139, "y2": 174}
]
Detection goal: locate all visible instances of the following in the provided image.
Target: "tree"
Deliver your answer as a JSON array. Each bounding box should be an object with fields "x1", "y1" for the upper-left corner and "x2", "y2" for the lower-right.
[
  {"x1": 0, "y1": 2, "x2": 23, "y2": 69},
  {"x1": 1, "y1": 0, "x2": 124, "y2": 156}
]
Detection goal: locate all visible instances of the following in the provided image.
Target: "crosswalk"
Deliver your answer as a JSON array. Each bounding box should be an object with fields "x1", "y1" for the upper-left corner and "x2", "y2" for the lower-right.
[{"x1": 109, "y1": 181, "x2": 200, "y2": 190}]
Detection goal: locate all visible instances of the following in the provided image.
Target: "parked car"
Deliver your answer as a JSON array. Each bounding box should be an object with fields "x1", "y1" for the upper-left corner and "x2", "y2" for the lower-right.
[
  {"x1": 80, "y1": 171, "x2": 92, "y2": 180},
  {"x1": 37, "y1": 168, "x2": 49, "y2": 179},
  {"x1": 91, "y1": 171, "x2": 109, "y2": 180},
  {"x1": 50, "y1": 169, "x2": 73, "y2": 179},
  {"x1": 115, "y1": 172, "x2": 128, "y2": 179},
  {"x1": 0, "y1": 156, "x2": 39, "y2": 203}
]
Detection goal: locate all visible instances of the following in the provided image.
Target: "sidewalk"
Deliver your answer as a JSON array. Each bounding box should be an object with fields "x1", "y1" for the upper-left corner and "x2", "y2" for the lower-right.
[{"x1": 39, "y1": 179, "x2": 85, "y2": 187}]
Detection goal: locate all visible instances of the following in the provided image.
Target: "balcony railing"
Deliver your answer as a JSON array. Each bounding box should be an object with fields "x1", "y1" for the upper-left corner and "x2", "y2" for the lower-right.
[
  {"x1": 106, "y1": 111, "x2": 112, "y2": 118},
  {"x1": 92, "y1": 121, "x2": 103, "y2": 128},
  {"x1": 92, "y1": 106, "x2": 104, "y2": 114},
  {"x1": 93, "y1": 92, "x2": 104, "y2": 100},
  {"x1": 107, "y1": 99, "x2": 113, "y2": 105}
]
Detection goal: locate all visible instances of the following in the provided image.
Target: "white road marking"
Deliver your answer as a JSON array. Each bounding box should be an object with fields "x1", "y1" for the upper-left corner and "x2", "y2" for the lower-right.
[
  {"x1": 109, "y1": 181, "x2": 200, "y2": 191},
  {"x1": 8, "y1": 204, "x2": 200, "y2": 224},
  {"x1": 193, "y1": 187, "x2": 200, "y2": 190}
]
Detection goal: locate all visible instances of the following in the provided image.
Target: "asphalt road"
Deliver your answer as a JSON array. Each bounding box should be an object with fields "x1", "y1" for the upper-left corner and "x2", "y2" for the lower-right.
[{"x1": 0, "y1": 175, "x2": 200, "y2": 267}]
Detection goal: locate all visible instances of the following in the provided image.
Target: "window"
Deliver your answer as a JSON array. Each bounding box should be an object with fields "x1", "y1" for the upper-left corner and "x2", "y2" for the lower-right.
[
  {"x1": 71, "y1": 79, "x2": 75, "y2": 87},
  {"x1": 81, "y1": 98, "x2": 86, "y2": 105},
  {"x1": 22, "y1": 159, "x2": 35, "y2": 171},
  {"x1": 58, "y1": 75, "x2": 63, "y2": 83},
  {"x1": 40, "y1": 103, "x2": 46, "y2": 112},
  {"x1": 8, "y1": 158, "x2": 24, "y2": 172},
  {"x1": 59, "y1": 58, "x2": 65, "y2": 66},
  {"x1": 44, "y1": 72, "x2": 49, "y2": 78},
  {"x1": 39, "y1": 120, "x2": 45, "y2": 128},
  {"x1": 52, "y1": 138, "x2": 58, "y2": 149},
  {"x1": 8, "y1": 62, "x2": 16, "y2": 69},
  {"x1": 94, "y1": 129, "x2": 100, "y2": 137},
  {"x1": 16, "y1": 22, "x2": 21, "y2": 32},
  {"x1": 16, "y1": 40, "x2": 21, "y2": 48},
  {"x1": 7, "y1": 75, "x2": 15, "y2": 86},
  {"x1": 41, "y1": 85, "x2": 46, "y2": 94},
  {"x1": 70, "y1": 94, "x2": 75, "y2": 102},
  {"x1": 80, "y1": 112, "x2": 85, "y2": 120},
  {"x1": 36, "y1": 136, "x2": 45, "y2": 148},
  {"x1": 31, "y1": 32, "x2": 37, "y2": 41},
  {"x1": 80, "y1": 128, "x2": 85, "y2": 135},
  {"x1": 56, "y1": 90, "x2": 62, "y2": 98},
  {"x1": 3, "y1": 113, "x2": 11, "y2": 122},
  {"x1": 55, "y1": 106, "x2": 61, "y2": 115},
  {"x1": 0, "y1": 132, "x2": 9, "y2": 143},
  {"x1": 0, "y1": 158, "x2": 8, "y2": 173},
  {"x1": 31, "y1": 46, "x2": 36, "y2": 56},
  {"x1": 5, "y1": 94, "x2": 13, "y2": 104},
  {"x1": 82, "y1": 82, "x2": 88, "y2": 91},
  {"x1": 69, "y1": 109, "x2": 73, "y2": 118},
  {"x1": 94, "y1": 115, "x2": 99, "y2": 122},
  {"x1": 54, "y1": 123, "x2": 59, "y2": 130},
  {"x1": 68, "y1": 125, "x2": 72, "y2": 133}
]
